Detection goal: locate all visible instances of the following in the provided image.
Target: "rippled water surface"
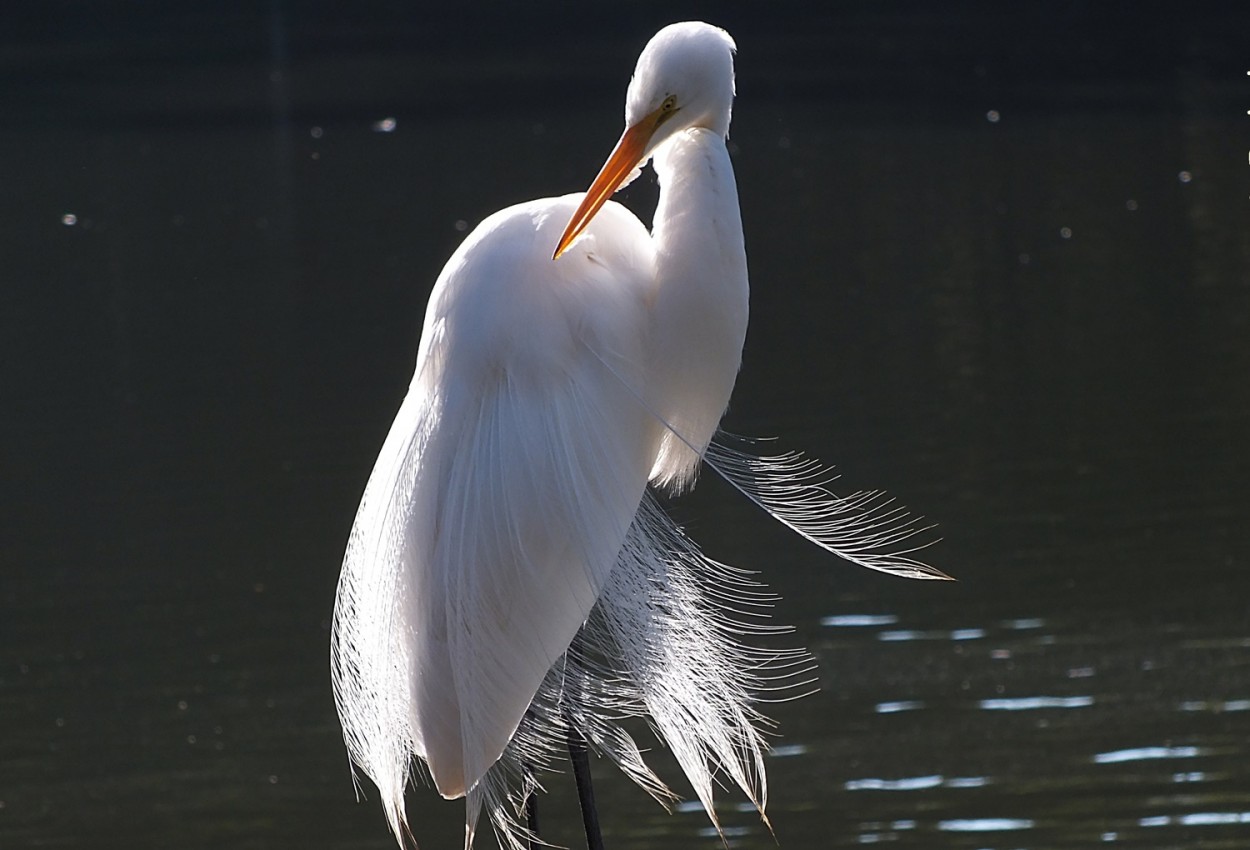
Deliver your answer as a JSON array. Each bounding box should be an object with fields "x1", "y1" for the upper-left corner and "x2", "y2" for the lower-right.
[{"x1": 4, "y1": 5, "x2": 1248, "y2": 849}]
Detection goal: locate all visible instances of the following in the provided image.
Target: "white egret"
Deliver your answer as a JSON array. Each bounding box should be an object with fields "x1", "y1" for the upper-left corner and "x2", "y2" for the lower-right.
[{"x1": 331, "y1": 21, "x2": 945, "y2": 850}]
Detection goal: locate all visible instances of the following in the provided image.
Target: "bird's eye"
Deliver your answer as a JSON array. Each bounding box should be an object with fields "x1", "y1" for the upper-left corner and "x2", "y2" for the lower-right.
[{"x1": 655, "y1": 95, "x2": 679, "y2": 126}]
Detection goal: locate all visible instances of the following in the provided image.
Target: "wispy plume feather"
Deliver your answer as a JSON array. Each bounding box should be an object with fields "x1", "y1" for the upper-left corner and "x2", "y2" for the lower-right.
[
  {"x1": 468, "y1": 494, "x2": 813, "y2": 848},
  {"x1": 705, "y1": 435, "x2": 949, "y2": 581}
]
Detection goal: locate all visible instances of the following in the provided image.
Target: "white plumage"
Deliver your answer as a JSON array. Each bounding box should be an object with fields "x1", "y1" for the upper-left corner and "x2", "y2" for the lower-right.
[{"x1": 331, "y1": 21, "x2": 944, "y2": 850}]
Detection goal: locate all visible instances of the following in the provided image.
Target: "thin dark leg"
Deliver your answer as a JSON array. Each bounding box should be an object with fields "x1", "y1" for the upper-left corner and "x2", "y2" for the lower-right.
[
  {"x1": 523, "y1": 763, "x2": 540, "y2": 848},
  {"x1": 568, "y1": 729, "x2": 605, "y2": 850}
]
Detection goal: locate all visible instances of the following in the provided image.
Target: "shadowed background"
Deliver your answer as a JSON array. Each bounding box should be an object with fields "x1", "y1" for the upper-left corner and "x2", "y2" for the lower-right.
[{"x1": 3, "y1": 2, "x2": 1249, "y2": 848}]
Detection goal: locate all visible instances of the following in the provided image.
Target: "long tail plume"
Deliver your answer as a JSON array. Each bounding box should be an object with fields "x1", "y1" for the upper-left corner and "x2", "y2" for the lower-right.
[
  {"x1": 468, "y1": 493, "x2": 813, "y2": 848},
  {"x1": 588, "y1": 347, "x2": 949, "y2": 581},
  {"x1": 704, "y1": 435, "x2": 949, "y2": 581}
]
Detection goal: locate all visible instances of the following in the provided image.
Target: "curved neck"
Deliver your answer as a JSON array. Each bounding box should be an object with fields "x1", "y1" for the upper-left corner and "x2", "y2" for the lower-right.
[
  {"x1": 650, "y1": 128, "x2": 746, "y2": 281},
  {"x1": 643, "y1": 127, "x2": 750, "y2": 491}
]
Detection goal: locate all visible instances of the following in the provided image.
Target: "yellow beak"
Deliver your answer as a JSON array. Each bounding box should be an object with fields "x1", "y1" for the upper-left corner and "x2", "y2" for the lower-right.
[{"x1": 552, "y1": 111, "x2": 662, "y2": 260}]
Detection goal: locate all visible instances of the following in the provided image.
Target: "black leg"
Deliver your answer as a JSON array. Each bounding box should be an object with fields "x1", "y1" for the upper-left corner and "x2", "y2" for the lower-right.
[
  {"x1": 568, "y1": 729, "x2": 605, "y2": 850},
  {"x1": 523, "y1": 763, "x2": 540, "y2": 848}
]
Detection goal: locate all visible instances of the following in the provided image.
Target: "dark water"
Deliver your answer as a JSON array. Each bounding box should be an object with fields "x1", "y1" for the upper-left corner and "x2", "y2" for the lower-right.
[{"x1": 4, "y1": 5, "x2": 1249, "y2": 849}]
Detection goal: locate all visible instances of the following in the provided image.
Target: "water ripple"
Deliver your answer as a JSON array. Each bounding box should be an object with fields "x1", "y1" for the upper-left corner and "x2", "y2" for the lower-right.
[
  {"x1": 979, "y1": 695, "x2": 1094, "y2": 710},
  {"x1": 937, "y1": 818, "x2": 1035, "y2": 832},
  {"x1": 821, "y1": 614, "x2": 899, "y2": 627},
  {"x1": 846, "y1": 775, "x2": 943, "y2": 791},
  {"x1": 878, "y1": 628, "x2": 985, "y2": 642},
  {"x1": 1094, "y1": 745, "x2": 1204, "y2": 764},
  {"x1": 875, "y1": 700, "x2": 924, "y2": 713},
  {"x1": 1140, "y1": 811, "x2": 1250, "y2": 826},
  {"x1": 696, "y1": 825, "x2": 751, "y2": 838},
  {"x1": 845, "y1": 775, "x2": 990, "y2": 791},
  {"x1": 1178, "y1": 698, "x2": 1250, "y2": 712}
]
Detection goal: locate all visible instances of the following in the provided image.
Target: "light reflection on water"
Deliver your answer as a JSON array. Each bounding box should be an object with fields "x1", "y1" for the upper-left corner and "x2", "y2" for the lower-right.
[
  {"x1": 877, "y1": 627, "x2": 987, "y2": 641},
  {"x1": 568, "y1": 592, "x2": 1250, "y2": 849},
  {"x1": 778, "y1": 597, "x2": 1250, "y2": 849},
  {"x1": 845, "y1": 775, "x2": 989, "y2": 791},
  {"x1": 821, "y1": 614, "x2": 900, "y2": 627},
  {"x1": 1179, "y1": 699, "x2": 1250, "y2": 712},
  {"x1": 1142, "y1": 812, "x2": 1250, "y2": 827},
  {"x1": 980, "y1": 695, "x2": 1094, "y2": 709},
  {"x1": 938, "y1": 818, "x2": 1035, "y2": 832},
  {"x1": 1093, "y1": 746, "x2": 1205, "y2": 764},
  {"x1": 875, "y1": 699, "x2": 924, "y2": 713}
]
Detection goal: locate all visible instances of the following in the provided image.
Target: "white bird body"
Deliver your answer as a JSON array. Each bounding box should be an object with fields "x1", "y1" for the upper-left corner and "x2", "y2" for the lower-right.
[
  {"x1": 332, "y1": 21, "x2": 943, "y2": 850},
  {"x1": 409, "y1": 196, "x2": 660, "y2": 797},
  {"x1": 338, "y1": 196, "x2": 662, "y2": 800}
]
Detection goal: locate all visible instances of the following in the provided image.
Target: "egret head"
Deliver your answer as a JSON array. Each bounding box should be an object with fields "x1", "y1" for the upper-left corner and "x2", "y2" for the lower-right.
[
  {"x1": 553, "y1": 21, "x2": 737, "y2": 260},
  {"x1": 626, "y1": 21, "x2": 737, "y2": 152}
]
